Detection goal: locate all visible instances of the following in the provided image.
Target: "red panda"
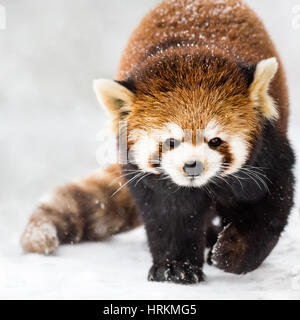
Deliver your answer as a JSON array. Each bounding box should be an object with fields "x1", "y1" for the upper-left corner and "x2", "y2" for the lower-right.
[{"x1": 21, "y1": 0, "x2": 294, "y2": 284}]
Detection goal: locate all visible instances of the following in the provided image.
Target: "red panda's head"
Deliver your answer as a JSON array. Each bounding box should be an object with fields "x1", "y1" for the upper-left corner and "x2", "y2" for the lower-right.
[{"x1": 94, "y1": 52, "x2": 278, "y2": 187}]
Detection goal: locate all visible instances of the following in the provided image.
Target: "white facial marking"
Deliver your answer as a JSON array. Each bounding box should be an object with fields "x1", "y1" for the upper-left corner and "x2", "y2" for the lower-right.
[
  {"x1": 205, "y1": 119, "x2": 229, "y2": 142},
  {"x1": 129, "y1": 123, "x2": 183, "y2": 173},
  {"x1": 129, "y1": 128, "x2": 159, "y2": 173},
  {"x1": 129, "y1": 120, "x2": 249, "y2": 187},
  {"x1": 224, "y1": 135, "x2": 248, "y2": 175}
]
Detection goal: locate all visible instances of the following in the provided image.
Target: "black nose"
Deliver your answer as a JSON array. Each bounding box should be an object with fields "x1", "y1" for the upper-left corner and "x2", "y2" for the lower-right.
[{"x1": 183, "y1": 161, "x2": 203, "y2": 177}]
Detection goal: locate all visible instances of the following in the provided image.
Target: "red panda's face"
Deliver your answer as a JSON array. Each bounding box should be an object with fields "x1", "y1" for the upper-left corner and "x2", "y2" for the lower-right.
[
  {"x1": 127, "y1": 119, "x2": 250, "y2": 187},
  {"x1": 94, "y1": 54, "x2": 278, "y2": 188}
]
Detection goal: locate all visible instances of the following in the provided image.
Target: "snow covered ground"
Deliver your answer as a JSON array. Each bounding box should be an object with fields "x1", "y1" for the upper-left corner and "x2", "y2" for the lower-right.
[{"x1": 1, "y1": 0, "x2": 300, "y2": 299}]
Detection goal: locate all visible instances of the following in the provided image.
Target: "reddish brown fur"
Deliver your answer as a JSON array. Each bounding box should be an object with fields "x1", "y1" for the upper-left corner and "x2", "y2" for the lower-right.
[
  {"x1": 21, "y1": 165, "x2": 141, "y2": 254},
  {"x1": 117, "y1": 0, "x2": 288, "y2": 133}
]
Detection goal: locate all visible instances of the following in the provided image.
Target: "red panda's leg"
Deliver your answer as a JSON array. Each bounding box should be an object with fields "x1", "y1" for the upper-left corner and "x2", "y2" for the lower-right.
[
  {"x1": 206, "y1": 211, "x2": 228, "y2": 265},
  {"x1": 211, "y1": 186, "x2": 293, "y2": 274},
  {"x1": 21, "y1": 164, "x2": 141, "y2": 254}
]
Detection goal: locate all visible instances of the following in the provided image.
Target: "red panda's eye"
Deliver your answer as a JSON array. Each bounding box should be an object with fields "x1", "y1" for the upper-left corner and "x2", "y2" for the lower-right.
[
  {"x1": 208, "y1": 138, "x2": 222, "y2": 148},
  {"x1": 163, "y1": 138, "x2": 181, "y2": 149}
]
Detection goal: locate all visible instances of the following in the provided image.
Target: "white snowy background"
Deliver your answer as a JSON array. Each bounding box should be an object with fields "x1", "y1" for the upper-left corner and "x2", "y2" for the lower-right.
[{"x1": 0, "y1": 0, "x2": 300, "y2": 299}]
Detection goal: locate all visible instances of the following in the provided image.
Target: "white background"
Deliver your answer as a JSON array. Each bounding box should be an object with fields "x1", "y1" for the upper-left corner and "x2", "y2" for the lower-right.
[{"x1": 0, "y1": 0, "x2": 300, "y2": 299}]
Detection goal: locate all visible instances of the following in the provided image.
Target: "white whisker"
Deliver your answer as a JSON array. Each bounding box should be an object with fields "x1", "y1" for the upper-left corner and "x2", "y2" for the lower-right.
[{"x1": 110, "y1": 172, "x2": 144, "y2": 198}]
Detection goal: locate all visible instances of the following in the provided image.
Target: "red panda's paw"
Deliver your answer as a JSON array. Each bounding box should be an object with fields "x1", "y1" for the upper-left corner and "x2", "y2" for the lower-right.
[
  {"x1": 210, "y1": 223, "x2": 252, "y2": 274},
  {"x1": 21, "y1": 221, "x2": 59, "y2": 255},
  {"x1": 148, "y1": 261, "x2": 205, "y2": 284}
]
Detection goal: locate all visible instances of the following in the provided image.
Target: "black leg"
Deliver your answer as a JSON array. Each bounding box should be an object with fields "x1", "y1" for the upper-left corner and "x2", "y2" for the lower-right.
[
  {"x1": 128, "y1": 172, "x2": 210, "y2": 284},
  {"x1": 211, "y1": 170, "x2": 294, "y2": 274},
  {"x1": 145, "y1": 207, "x2": 207, "y2": 284}
]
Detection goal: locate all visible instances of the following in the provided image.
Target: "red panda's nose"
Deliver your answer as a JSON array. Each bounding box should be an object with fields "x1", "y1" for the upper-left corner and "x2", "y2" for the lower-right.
[{"x1": 183, "y1": 161, "x2": 203, "y2": 177}]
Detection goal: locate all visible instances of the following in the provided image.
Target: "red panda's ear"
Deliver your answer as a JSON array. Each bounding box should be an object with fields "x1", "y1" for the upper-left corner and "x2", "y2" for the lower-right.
[
  {"x1": 93, "y1": 79, "x2": 134, "y2": 120},
  {"x1": 249, "y1": 57, "x2": 279, "y2": 120}
]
